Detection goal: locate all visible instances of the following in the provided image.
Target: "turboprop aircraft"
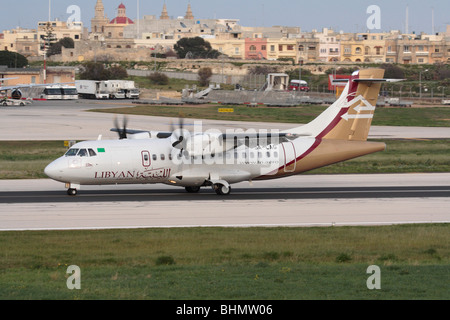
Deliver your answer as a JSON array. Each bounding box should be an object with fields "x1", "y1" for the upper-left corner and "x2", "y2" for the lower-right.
[{"x1": 45, "y1": 68, "x2": 400, "y2": 196}]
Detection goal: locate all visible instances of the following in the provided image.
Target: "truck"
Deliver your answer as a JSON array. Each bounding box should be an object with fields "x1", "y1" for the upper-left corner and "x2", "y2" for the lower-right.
[
  {"x1": 289, "y1": 79, "x2": 310, "y2": 92},
  {"x1": 103, "y1": 81, "x2": 126, "y2": 99},
  {"x1": 75, "y1": 80, "x2": 109, "y2": 99},
  {"x1": 113, "y1": 80, "x2": 140, "y2": 99},
  {"x1": 103, "y1": 80, "x2": 140, "y2": 99}
]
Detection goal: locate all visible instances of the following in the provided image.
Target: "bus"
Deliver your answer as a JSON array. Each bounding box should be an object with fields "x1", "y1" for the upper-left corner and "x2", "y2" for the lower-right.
[
  {"x1": 41, "y1": 86, "x2": 63, "y2": 100},
  {"x1": 61, "y1": 86, "x2": 78, "y2": 100},
  {"x1": 40, "y1": 85, "x2": 78, "y2": 100}
]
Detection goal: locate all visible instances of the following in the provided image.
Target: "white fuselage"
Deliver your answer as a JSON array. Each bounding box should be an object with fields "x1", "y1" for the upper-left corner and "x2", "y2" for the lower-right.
[{"x1": 44, "y1": 137, "x2": 317, "y2": 188}]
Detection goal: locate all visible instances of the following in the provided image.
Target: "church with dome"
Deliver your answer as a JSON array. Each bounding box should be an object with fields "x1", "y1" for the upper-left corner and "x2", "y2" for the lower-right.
[
  {"x1": 90, "y1": 1, "x2": 134, "y2": 40},
  {"x1": 109, "y1": 3, "x2": 135, "y2": 25}
]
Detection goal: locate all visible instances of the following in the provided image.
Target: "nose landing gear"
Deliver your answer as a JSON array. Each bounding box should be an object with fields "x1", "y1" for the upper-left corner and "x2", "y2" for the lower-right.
[
  {"x1": 65, "y1": 183, "x2": 80, "y2": 196},
  {"x1": 67, "y1": 188, "x2": 78, "y2": 196}
]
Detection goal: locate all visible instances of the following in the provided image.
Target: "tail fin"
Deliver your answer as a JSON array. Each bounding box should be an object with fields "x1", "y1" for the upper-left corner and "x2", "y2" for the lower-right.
[{"x1": 289, "y1": 68, "x2": 388, "y2": 141}]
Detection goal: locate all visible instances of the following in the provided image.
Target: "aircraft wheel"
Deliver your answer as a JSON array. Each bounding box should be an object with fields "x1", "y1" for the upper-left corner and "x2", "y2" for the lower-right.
[
  {"x1": 213, "y1": 183, "x2": 231, "y2": 195},
  {"x1": 67, "y1": 188, "x2": 77, "y2": 196},
  {"x1": 185, "y1": 186, "x2": 201, "y2": 193}
]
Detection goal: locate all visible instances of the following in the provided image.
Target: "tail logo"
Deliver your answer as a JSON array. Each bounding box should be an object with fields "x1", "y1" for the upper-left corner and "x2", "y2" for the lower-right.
[{"x1": 341, "y1": 95, "x2": 376, "y2": 121}]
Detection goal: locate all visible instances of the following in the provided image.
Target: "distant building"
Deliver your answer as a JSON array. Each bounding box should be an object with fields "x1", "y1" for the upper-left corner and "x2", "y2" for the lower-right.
[
  {"x1": 91, "y1": 0, "x2": 109, "y2": 34},
  {"x1": 184, "y1": 4, "x2": 194, "y2": 20},
  {"x1": 160, "y1": 4, "x2": 169, "y2": 20},
  {"x1": 0, "y1": 27, "x2": 39, "y2": 57},
  {"x1": 37, "y1": 19, "x2": 86, "y2": 56},
  {"x1": 0, "y1": 65, "x2": 75, "y2": 86},
  {"x1": 2, "y1": 0, "x2": 449, "y2": 65},
  {"x1": 110, "y1": 3, "x2": 134, "y2": 25}
]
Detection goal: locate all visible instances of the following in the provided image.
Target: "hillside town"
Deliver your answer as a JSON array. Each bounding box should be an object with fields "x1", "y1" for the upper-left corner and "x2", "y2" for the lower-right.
[{"x1": 1, "y1": 1, "x2": 450, "y2": 66}]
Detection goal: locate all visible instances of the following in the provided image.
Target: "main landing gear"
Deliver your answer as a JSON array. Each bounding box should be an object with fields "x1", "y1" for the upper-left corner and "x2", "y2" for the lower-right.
[
  {"x1": 212, "y1": 183, "x2": 231, "y2": 195},
  {"x1": 185, "y1": 186, "x2": 201, "y2": 193},
  {"x1": 185, "y1": 181, "x2": 232, "y2": 195}
]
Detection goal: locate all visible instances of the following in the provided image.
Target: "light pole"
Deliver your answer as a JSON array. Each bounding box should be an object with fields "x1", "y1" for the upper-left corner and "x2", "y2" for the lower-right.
[{"x1": 419, "y1": 69, "x2": 428, "y2": 99}]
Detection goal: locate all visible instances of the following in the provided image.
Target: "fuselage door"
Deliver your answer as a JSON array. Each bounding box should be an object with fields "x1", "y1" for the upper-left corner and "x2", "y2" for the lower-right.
[
  {"x1": 141, "y1": 150, "x2": 151, "y2": 167},
  {"x1": 281, "y1": 142, "x2": 297, "y2": 173}
]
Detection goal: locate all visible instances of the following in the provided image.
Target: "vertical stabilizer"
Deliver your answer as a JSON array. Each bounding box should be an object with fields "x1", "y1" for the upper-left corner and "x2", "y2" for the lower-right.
[{"x1": 289, "y1": 68, "x2": 385, "y2": 141}]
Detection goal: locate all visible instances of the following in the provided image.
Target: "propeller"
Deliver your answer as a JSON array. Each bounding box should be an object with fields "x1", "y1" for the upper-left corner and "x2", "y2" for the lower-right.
[
  {"x1": 170, "y1": 117, "x2": 189, "y2": 156},
  {"x1": 170, "y1": 117, "x2": 185, "y2": 147},
  {"x1": 114, "y1": 116, "x2": 128, "y2": 140}
]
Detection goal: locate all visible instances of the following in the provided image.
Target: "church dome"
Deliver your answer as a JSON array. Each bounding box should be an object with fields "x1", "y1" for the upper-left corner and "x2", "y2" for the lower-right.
[
  {"x1": 110, "y1": 16, "x2": 134, "y2": 24},
  {"x1": 109, "y1": 3, "x2": 134, "y2": 24}
]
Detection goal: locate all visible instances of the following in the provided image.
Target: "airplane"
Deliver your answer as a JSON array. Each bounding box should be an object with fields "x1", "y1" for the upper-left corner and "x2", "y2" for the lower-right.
[
  {"x1": 0, "y1": 78, "x2": 74, "y2": 101},
  {"x1": 45, "y1": 68, "x2": 401, "y2": 196}
]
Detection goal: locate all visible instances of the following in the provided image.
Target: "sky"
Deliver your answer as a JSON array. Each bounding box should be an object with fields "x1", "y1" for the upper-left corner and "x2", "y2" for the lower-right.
[{"x1": 1, "y1": 0, "x2": 449, "y2": 35}]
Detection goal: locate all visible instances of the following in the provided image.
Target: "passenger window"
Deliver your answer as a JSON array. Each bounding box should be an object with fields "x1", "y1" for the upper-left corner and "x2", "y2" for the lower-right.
[
  {"x1": 88, "y1": 149, "x2": 97, "y2": 157},
  {"x1": 152, "y1": 154, "x2": 157, "y2": 161},
  {"x1": 77, "y1": 149, "x2": 88, "y2": 157},
  {"x1": 160, "y1": 154, "x2": 165, "y2": 161}
]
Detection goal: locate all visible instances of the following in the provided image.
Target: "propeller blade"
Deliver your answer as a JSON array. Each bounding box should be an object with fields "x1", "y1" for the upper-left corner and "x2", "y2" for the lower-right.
[
  {"x1": 172, "y1": 136, "x2": 184, "y2": 148},
  {"x1": 171, "y1": 117, "x2": 186, "y2": 148},
  {"x1": 114, "y1": 116, "x2": 128, "y2": 140}
]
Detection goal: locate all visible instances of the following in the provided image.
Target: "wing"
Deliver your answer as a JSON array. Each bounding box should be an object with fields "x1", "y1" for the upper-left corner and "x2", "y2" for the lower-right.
[
  {"x1": 0, "y1": 82, "x2": 74, "y2": 91},
  {"x1": 110, "y1": 128, "x2": 173, "y2": 139}
]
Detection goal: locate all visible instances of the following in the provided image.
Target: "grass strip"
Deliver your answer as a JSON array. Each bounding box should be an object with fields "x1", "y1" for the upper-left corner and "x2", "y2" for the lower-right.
[
  {"x1": 0, "y1": 224, "x2": 448, "y2": 299},
  {"x1": 90, "y1": 105, "x2": 450, "y2": 127}
]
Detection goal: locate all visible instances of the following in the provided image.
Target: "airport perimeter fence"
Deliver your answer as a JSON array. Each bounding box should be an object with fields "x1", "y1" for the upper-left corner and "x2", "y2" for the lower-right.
[
  {"x1": 127, "y1": 69, "x2": 267, "y2": 90},
  {"x1": 128, "y1": 69, "x2": 448, "y2": 104}
]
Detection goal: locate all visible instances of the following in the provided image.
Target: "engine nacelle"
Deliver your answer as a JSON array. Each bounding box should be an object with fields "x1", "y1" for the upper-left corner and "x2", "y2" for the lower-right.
[{"x1": 11, "y1": 89, "x2": 23, "y2": 100}]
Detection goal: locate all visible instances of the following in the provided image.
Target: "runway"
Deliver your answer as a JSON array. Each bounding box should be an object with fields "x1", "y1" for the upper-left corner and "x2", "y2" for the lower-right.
[
  {"x1": 1, "y1": 100, "x2": 450, "y2": 140},
  {"x1": 1, "y1": 101, "x2": 449, "y2": 231},
  {"x1": 1, "y1": 174, "x2": 449, "y2": 231}
]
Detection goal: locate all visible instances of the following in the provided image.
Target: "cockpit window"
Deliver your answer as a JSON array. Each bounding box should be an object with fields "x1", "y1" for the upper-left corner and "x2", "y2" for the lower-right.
[
  {"x1": 65, "y1": 148, "x2": 96, "y2": 157},
  {"x1": 65, "y1": 148, "x2": 79, "y2": 156},
  {"x1": 77, "y1": 149, "x2": 88, "y2": 157}
]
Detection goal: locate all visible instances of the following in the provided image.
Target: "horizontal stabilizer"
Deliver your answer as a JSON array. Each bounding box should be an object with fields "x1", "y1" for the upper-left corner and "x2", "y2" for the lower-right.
[
  {"x1": 333, "y1": 78, "x2": 404, "y2": 84},
  {"x1": 354, "y1": 78, "x2": 404, "y2": 83}
]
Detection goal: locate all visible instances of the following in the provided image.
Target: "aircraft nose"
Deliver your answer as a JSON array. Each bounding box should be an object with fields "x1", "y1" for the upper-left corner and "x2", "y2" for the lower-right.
[{"x1": 44, "y1": 158, "x2": 65, "y2": 181}]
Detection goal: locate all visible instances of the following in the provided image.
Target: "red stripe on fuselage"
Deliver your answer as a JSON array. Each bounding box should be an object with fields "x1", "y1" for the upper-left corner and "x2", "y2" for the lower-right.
[{"x1": 258, "y1": 72, "x2": 360, "y2": 178}]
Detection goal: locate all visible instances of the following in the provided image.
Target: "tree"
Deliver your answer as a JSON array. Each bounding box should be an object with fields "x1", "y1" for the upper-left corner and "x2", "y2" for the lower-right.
[
  {"x1": 380, "y1": 64, "x2": 404, "y2": 79},
  {"x1": 198, "y1": 67, "x2": 212, "y2": 86},
  {"x1": 0, "y1": 51, "x2": 28, "y2": 68},
  {"x1": 41, "y1": 22, "x2": 57, "y2": 58},
  {"x1": 79, "y1": 62, "x2": 111, "y2": 80},
  {"x1": 149, "y1": 72, "x2": 169, "y2": 85},
  {"x1": 248, "y1": 65, "x2": 279, "y2": 75},
  {"x1": 174, "y1": 37, "x2": 220, "y2": 59},
  {"x1": 59, "y1": 37, "x2": 75, "y2": 49},
  {"x1": 47, "y1": 37, "x2": 75, "y2": 57},
  {"x1": 109, "y1": 65, "x2": 128, "y2": 79}
]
